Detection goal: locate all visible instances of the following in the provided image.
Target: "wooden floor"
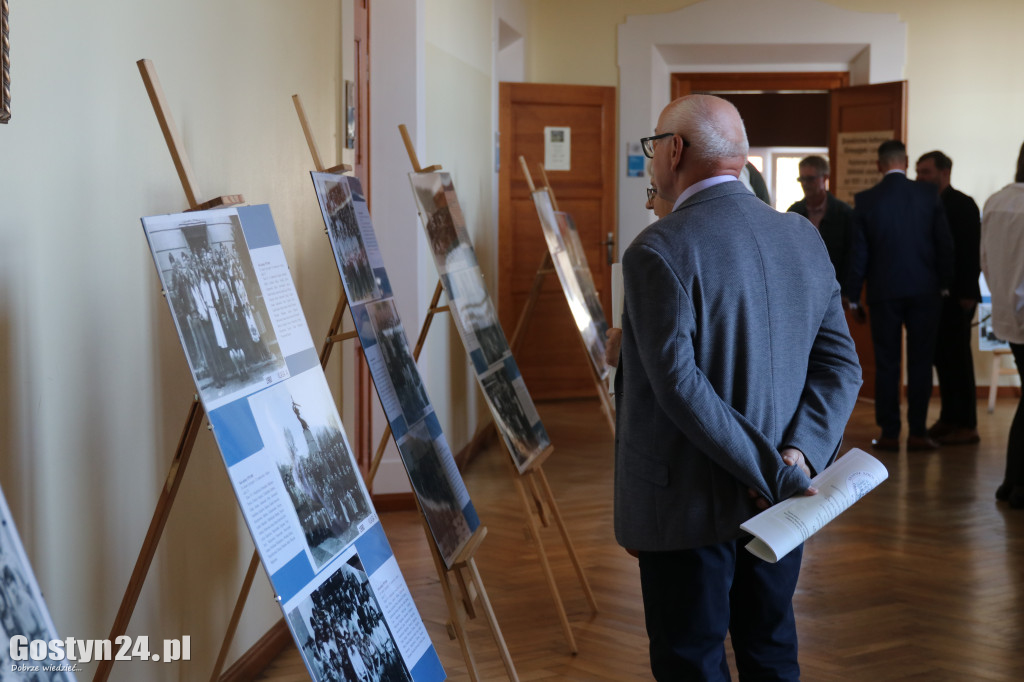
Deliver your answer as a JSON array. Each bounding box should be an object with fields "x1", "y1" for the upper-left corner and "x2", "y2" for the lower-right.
[{"x1": 257, "y1": 396, "x2": 1024, "y2": 681}]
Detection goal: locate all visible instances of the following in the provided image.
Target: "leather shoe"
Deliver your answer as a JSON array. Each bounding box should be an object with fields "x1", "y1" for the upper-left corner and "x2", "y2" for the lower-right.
[
  {"x1": 907, "y1": 435, "x2": 940, "y2": 452},
  {"x1": 926, "y1": 420, "x2": 956, "y2": 439},
  {"x1": 936, "y1": 428, "x2": 980, "y2": 445},
  {"x1": 871, "y1": 435, "x2": 900, "y2": 452}
]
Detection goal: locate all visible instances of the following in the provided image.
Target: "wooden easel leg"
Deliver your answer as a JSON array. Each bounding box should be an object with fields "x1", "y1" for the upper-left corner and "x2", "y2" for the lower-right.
[
  {"x1": 209, "y1": 549, "x2": 261, "y2": 682},
  {"x1": 318, "y1": 293, "x2": 349, "y2": 368},
  {"x1": 509, "y1": 252, "x2": 553, "y2": 356},
  {"x1": 525, "y1": 470, "x2": 549, "y2": 527},
  {"x1": 466, "y1": 557, "x2": 520, "y2": 682},
  {"x1": 534, "y1": 467, "x2": 599, "y2": 615},
  {"x1": 93, "y1": 398, "x2": 205, "y2": 682},
  {"x1": 511, "y1": 466, "x2": 577, "y2": 653},
  {"x1": 423, "y1": 528, "x2": 482, "y2": 682}
]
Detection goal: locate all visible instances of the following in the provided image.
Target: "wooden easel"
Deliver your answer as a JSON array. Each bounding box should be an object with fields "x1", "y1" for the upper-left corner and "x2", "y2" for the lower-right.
[
  {"x1": 399, "y1": 125, "x2": 599, "y2": 654},
  {"x1": 515, "y1": 156, "x2": 616, "y2": 435},
  {"x1": 94, "y1": 59, "x2": 247, "y2": 682},
  {"x1": 290, "y1": 96, "x2": 519, "y2": 682}
]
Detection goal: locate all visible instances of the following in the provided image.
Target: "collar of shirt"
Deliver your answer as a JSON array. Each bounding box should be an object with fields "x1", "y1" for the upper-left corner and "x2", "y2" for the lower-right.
[
  {"x1": 885, "y1": 169, "x2": 906, "y2": 176},
  {"x1": 672, "y1": 175, "x2": 739, "y2": 212}
]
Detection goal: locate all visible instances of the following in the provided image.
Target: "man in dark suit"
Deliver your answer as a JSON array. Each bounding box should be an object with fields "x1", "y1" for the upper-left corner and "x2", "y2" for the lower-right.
[
  {"x1": 616, "y1": 94, "x2": 861, "y2": 681},
  {"x1": 845, "y1": 140, "x2": 955, "y2": 452},
  {"x1": 787, "y1": 155, "x2": 855, "y2": 287},
  {"x1": 915, "y1": 150, "x2": 982, "y2": 445}
]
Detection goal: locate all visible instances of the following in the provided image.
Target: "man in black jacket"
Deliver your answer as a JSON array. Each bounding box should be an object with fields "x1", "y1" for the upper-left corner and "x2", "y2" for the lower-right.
[
  {"x1": 846, "y1": 140, "x2": 955, "y2": 452},
  {"x1": 787, "y1": 155, "x2": 855, "y2": 286},
  {"x1": 916, "y1": 150, "x2": 982, "y2": 445}
]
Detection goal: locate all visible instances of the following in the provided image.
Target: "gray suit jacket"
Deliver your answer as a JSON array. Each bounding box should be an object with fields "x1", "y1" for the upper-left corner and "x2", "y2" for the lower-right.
[{"x1": 614, "y1": 181, "x2": 862, "y2": 551}]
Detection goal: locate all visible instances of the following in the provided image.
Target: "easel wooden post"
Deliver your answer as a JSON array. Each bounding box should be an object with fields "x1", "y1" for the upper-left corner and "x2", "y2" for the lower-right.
[
  {"x1": 94, "y1": 59, "x2": 247, "y2": 682},
  {"x1": 290, "y1": 102, "x2": 518, "y2": 682},
  {"x1": 399, "y1": 125, "x2": 599, "y2": 655},
  {"x1": 514, "y1": 157, "x2": 616, "y2": 435}
]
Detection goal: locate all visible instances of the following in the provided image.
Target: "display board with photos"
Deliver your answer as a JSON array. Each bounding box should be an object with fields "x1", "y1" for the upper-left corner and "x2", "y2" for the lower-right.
[
  {"x1": 0, "y1": 486, "x2": 77, "y2": 681},
  {"x1": 141, "y1": 205, "x2": 444, "y2": 682},
  {"x1": 530, "y1": 190, "x2": 610, "y2": 380},
  {"x1": 409, "y1": 173, "x2": 552, "y2": 473},
  {"x1": 310, "y1": 172, "x2": 480, "y2": 568}
]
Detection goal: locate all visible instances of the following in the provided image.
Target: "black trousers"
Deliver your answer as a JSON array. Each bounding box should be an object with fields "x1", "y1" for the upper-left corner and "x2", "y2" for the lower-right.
[
  {"x1": 639, "y1": 540, "x2": 803, "y2": 681},
  {"x1": 869, "y1": 294, "x2": 942, "y2": 437},
  {"x1": 1006, "y1": 344, "x2": 1024, "y2": 488},
  {"x1": 934, "y1": 298, "x2": 978, "y2": 428}
]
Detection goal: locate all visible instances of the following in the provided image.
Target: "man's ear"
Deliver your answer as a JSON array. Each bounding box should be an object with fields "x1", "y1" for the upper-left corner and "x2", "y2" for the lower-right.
[{"x1": 670, "y1": 135, "x2": 686, "y2": 171}]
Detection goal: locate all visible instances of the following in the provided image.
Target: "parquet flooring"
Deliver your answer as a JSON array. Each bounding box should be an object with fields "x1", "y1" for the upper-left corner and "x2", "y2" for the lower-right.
[{"x1": 256, "y1": 396, "x2": 1024, "y2": 681}]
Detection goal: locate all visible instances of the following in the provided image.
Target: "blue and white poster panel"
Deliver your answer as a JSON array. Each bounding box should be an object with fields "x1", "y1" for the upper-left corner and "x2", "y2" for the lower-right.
[
  {"x1": 141, "y1": 205, "x2": 444, "y2": 682},
  {"x1": 408, "y1": 173, "x2": 552, "y2": 473},
  {"x1": 530, "y1": 190, "x2": 610, "y2": 380},
  {"x1": 310, "y1": 172, "x2": 479, "y2": 568},
  {"x1": 0, "y1": 485, "x2": 77, "y2": 680}
]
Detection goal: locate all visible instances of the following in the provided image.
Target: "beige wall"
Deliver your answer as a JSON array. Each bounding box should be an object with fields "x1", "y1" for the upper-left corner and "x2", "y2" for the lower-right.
[
  {"x1": 526, "y1": 0, "x2": 1024, "y2": 198},
  {"x1": 0, "y1": 1, "x2": 345, "y2": 679},
  {"x1": 525, "y1": 0, "x2": 1024, "y2": 385}
]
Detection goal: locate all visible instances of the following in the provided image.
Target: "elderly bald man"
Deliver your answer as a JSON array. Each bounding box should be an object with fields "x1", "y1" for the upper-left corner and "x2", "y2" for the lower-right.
[{"x1": 614, "y1": 94, "x2": 862, "y2": 681}]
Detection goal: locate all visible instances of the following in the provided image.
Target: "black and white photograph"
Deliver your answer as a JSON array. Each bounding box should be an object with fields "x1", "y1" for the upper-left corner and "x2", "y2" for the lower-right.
[
  {"x1": 366, "y1": 300, "x2": 430, "y2": 428},
  {"x1": 144, "y1": 212, "x2": 287, "y2": 406},
  {"x1": 481, "y1": 365, "x2": 548, "y2": 470},
  {"x1": 444, "y1": 266, "x2": 509, "y2": 368},
  {"x1": 249, "y1": 372, "x2": 374, "y2": 569},
  {"x1": 314, "y1": 174, "x2": 382, "y2": 304},
  {"x1": 396, "y1": 422, "x2": 474, "y2": 566},
  {"x1": 0, "y1": 489, "x2": 74, "y2": 682},
  {"x1": 288, "y1": 553, "x2": 412, "y2": 682},
  {"x1": 558, "y1": 212, "x2": 610, "y2": 342},
  {"x1": 410, "y1": 173, "x2": 475, "y2": 274},
  {"x1": 532, "y1": 194, "x2": 610, "y2": 379}
]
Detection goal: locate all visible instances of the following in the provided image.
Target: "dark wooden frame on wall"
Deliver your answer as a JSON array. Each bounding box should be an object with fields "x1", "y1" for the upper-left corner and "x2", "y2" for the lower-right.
[
  {"x1": 1, "y1": 0, "x2": 10, "y2": 123},
  {"x1": 671, "y1": 71, "x2": 849, "y2": 98}
]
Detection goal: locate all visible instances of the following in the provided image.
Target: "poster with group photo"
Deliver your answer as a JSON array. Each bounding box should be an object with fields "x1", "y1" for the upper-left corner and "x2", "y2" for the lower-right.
[
  {"x1": 311, "y1": 173, "x2": 479, "y2": 568},
  {"x1": 0, "y1": 486, "x2": 76, "y2": 681},
  {"x1": 409, "y1": 172, "x2": 552, "y2": 473},
  {"x1": 142, "y1": 205, "x2": 444, "y2": 682},
  {"x1": 530, "y1": 190, "x2": 610, "y2": 380}
]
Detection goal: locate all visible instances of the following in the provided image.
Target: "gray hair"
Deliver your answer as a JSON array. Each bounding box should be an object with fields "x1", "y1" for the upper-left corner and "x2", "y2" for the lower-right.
[{"x1": 665, "y1": 95, "x2": 749, "y2": 165}]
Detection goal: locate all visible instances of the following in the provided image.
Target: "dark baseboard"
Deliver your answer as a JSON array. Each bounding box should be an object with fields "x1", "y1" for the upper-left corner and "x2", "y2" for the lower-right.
[
  {"x1": 976, "y1": 385, "x2": 1021, "y2": 399},
  {"x1": 371, "y1": 491, "x2": 416, "y2": 512},
  {"x1": 219, "y1": 618, "x2": 291, "y2": 682}
]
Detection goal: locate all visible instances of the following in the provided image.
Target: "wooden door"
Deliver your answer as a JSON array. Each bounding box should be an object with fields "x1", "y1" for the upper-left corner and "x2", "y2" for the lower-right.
[
  {"x1": 498, "y1": 83, "x2": 616, "y2": 399},
  {"x1": 830, "y1": 80, "x2": 908, "y2": 399}
]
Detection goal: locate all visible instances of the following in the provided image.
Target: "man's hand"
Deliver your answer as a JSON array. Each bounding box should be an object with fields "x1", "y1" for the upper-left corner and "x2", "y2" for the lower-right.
[
  {"x1": 747, "y1": 447, "x2": 818, "y2": 510},
  {"x1": 605, "y1": 327, "x2": 622, "y2": 367},
  {"x1": 959, "y1": 297, "x2": 977, "y2": 311}
]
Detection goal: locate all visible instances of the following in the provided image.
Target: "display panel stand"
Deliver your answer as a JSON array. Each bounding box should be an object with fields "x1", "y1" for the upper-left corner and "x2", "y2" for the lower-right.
[
  {"x1": 516, "y1": 157, "x2": 616, "y2": 435},
  {"x1": 399, "y1": 125, "x2": 599, "y2": 654},
  {"x1": 292, "y1": 98, "x2": 519, "y2": 682},
  {"x1": 94, "y1": 59, "x2": 247, "y2": 682}
]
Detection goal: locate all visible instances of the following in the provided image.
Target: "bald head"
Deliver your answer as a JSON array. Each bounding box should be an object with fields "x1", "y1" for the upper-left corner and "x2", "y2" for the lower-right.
[
  {"x1": 650, "y1": 96, "x2": 749, "y2": 203},
  {"x1": 661, "y1": 95, "x2": 748, "y2": 170}
]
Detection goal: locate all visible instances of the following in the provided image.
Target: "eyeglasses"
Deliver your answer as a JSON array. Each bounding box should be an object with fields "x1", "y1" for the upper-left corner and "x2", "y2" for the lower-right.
[
  {"x1": 646, "y1": 186, "x2": 657, "y2": 203},
  {"x1": 640, "y1": 132, "x2": 690, "y2": 158},
  {"x1": 797, "y1": 175, "x2": 821, "y2": 184}
]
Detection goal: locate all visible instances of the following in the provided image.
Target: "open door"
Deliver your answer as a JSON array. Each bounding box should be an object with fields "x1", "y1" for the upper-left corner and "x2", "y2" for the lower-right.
[
  {"x1": 830, "y1": 80, "x2": 908, "y2": 399},
  {"x1": 498, "y1": 82, "x2": 616, "y2": 399}
]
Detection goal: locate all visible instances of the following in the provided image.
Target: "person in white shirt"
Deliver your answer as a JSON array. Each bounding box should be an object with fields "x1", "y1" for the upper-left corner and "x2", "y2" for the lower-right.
[{"x1": 980, "y1": 141, "x2": 1024, "y2": 509}]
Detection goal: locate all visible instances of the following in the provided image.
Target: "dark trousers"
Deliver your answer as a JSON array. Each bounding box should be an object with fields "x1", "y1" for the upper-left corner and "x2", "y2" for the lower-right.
[
  {"x1": 934, "y1": 298, "x2": 978, "y2": 428},
  {"x1": 1006, "y1": 343, "x2": 1024, "y2": 487},
  {"x1": 869, "y1": 294, "x2": 942, "y2": 437},
  {"x1": 639, "y1": 541, "x2": 803, "y2": 682}
]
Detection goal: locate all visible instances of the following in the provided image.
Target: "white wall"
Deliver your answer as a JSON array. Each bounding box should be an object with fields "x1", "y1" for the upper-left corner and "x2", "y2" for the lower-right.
[
  {"x1": 616, "y1": 0, "x2": 907, "y2": 253},
  {"x1": 0, "y1": 1, "x2": 345, "y2": 679}
]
